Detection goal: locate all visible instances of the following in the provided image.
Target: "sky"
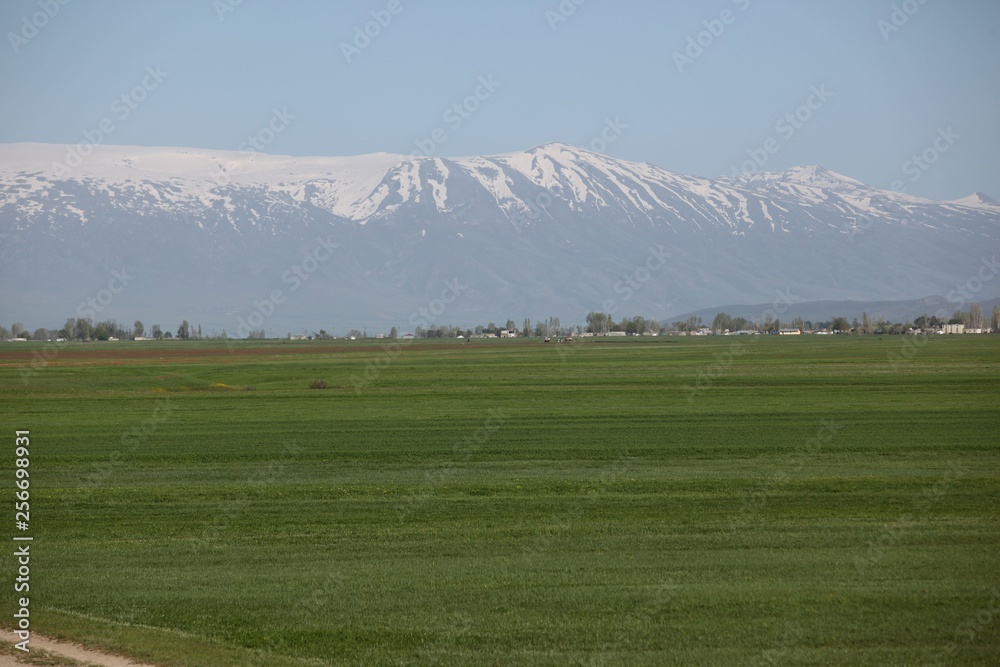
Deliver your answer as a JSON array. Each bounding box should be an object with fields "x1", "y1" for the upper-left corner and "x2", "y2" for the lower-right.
[{"x1": 1, "y1": 0, "x2": 998, "y2": 201}]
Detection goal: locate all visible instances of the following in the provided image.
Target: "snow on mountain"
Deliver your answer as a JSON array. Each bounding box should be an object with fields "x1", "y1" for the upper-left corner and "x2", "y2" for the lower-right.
[
  {"x1": 0, "y1": 142, "x2": 997, "y2": 332},
  {"x1": 950, "y1": 192, "x2": 1000, "y2": 209}
]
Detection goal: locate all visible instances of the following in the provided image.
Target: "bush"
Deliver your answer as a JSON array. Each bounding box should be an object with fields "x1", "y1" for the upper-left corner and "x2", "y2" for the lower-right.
[{"x1": 308, "y1": 379, "x2": 328, "y2": 390}]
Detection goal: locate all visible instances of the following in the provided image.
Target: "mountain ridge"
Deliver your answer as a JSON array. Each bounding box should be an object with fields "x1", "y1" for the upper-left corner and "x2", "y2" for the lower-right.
[{"x1": 1, "y1": 142, "x2": 998, "y2": 333}]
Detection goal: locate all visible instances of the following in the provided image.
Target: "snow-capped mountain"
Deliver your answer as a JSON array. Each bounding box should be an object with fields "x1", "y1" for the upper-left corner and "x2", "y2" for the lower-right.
[{"x1": 1, "y1": 142, "x2": 997, "y2": 333}]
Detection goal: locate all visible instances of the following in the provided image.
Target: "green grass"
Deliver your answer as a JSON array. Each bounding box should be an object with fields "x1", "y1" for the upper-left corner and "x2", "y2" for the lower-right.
[{"x1": 2, "y1": 335, "x2": 998, "y2": 665}]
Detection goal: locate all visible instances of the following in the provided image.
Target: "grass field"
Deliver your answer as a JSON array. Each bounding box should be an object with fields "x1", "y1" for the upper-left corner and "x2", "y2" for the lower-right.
[{"x1": 1, "y1": 335, "x2": 998, "y2": 666}]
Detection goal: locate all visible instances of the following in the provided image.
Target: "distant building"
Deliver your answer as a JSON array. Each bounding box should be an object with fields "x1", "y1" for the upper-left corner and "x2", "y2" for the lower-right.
[
  {"x1": 288, "y1": 334, "x2": 308, "y2": 340},
  {"x1": 942, "y1": 323, "x2": 965, "y2": 334},
  {"x1": 499, "y1": 330, "x2": 518, "y2": 338},
  {"x1": 778, "y1": 329, "x2": 801, "y2": 335}
]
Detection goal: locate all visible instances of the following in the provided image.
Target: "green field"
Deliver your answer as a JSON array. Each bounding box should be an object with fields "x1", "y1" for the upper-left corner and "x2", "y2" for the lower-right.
[{"x1": 2, "y1": 335, "x2": 998, "y2": 665}]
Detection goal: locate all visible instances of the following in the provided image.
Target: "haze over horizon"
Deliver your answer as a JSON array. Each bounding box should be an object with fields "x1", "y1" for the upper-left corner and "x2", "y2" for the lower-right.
[{"x1": 2, "y1": 0, "x2": 998, "y2": 201}]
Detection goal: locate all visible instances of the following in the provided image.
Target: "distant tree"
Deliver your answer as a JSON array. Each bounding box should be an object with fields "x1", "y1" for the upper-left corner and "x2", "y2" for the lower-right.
[
  {"x1": 628, "y1": 315, "x2": 645, "y2": 335},
  {"x1": 177, "y1": 320, "x2": 191, "y2": 340},
  {"x1": 32, "y1": 328, "x2": 49, "y2": 341},
  {"x1": 197, "y1": 324, "x2": 203, "y2": 339},
  {"x1": 75, "y1": 318, "x2": 93, "y2": 340},
  {"x1": 133, "y1": 320, "x2": 144, "y2": 338},
  {"x1": 163, "y1": 331, "x2": 173, "y2": 339},
  {"x1": 791, "y1": 316, "x2": 805, "y2": 331},
  {"x1": 587, "y1": 312, "x2": 610, "y2": 334},
  {"x1": 247, "y1": 329, "x2": 266, "y2": 339},
  {"x1": 62, "y1": 318, "x2": 76, "y2": 340},
  {"x1": 152, "y1": 324, "x2": 163, "y2": 340},
  {"x1": 389, "y1": 326, "x2": 398, "y2": 339},
  {"x1": 0, "y1": 326, "x2": 8, "y2": 340},
  {"x1": 861, "y1": 311, "x2": 874, "y2": 334},
  {"x1": 505, "y1": 319, "x2": 516, "y2": 332},
  {"x1": 92, "y1": 322, "x2": 110, "y2": 341},
  {"x1": 11, "y1": 323, "x2": 25, "y2": 338},
  {"x1": 992, "y1": 306, "x2": 1000, "y2": 333},
  {"x1": 831, "y1": 317, "x2": 850, "y2": 333},
  {"x1": 347, "y1": 329, "x2": 363, "y2": 339},
  {"x1": 711, "y1": 312, "x2": 731, "y2": 333},
  {"x1": 968, "y1": 303, "x2": 984, "y2": 329}
]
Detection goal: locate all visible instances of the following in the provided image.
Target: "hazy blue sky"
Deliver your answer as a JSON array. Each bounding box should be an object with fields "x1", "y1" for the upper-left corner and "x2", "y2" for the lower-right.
[{"x1": 1, "y1": 0, "x2": 997, "y2": 200}]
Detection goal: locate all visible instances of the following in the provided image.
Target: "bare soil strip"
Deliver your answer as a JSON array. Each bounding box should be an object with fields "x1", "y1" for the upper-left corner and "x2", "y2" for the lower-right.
[{"x1": 1, "y1": 634, "x2": 159, "y2": 666}]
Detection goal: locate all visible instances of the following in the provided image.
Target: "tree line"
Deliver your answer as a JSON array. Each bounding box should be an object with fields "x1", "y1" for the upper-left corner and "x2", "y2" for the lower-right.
[
  {"x1": 1, "y1": 318, "x2": 205, "y2": 341},
  {"x1": 4, "y1": 304, "x2": 998, "y2": 342}
]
